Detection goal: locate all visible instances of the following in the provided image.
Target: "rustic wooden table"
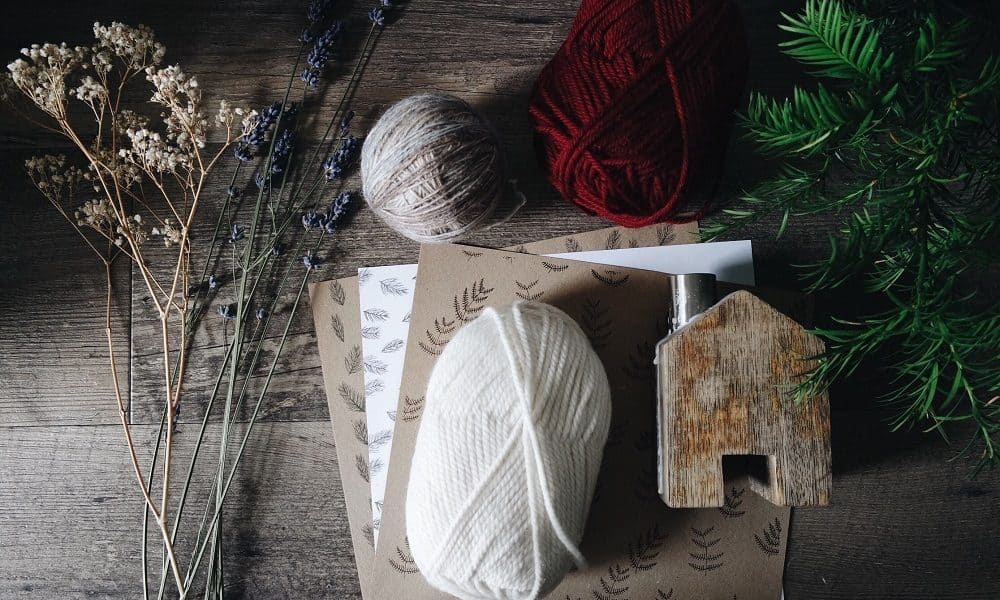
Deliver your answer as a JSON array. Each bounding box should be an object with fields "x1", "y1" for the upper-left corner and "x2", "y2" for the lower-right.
[{"x1": 1, "y1": 1, "x2": 997, "y2": 598}]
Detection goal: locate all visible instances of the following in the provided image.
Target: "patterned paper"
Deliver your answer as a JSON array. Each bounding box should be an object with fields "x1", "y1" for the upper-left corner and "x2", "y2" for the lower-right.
[
  {"x1": 357, "y1": 264, "x2": 419, "y2": 547},
  {"x1": 370, "y1": 244, "x2": 791, "y2": 600},
  {"x1": 357, "y1": 241, "x2": 754, "y2": 548}
]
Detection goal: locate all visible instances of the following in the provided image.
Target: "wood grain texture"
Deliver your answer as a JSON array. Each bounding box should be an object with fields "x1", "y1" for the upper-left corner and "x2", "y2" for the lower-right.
[
  {"x1": 0, "y1": 0, "x2": 997, "y2": 598},
  {"x1": 0, "y1": 422, "x2": 358, "y2": 599},
  {"x1": 658, "y1": 291, "x2": 832, "y2": 508}
]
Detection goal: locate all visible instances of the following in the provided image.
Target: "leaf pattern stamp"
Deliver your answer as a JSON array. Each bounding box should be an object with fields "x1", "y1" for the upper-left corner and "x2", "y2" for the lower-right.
[
  {"x1": 455, "y1": 279, "x2": 493, "y2": 322},
  {"x1": 754, "y1": 518, "x2": 783, "y2": 556},
  {"x1": 627, "y1": 238, "x2": 639, "y2": 248},
  {"x1": 380, "y1": 277, "x2": 408, "y2": 296},
  {"x1": 628, "y1": 524, "x2": 666, "y2": 572},
  {"x1": 580, "y1": 298, "x2": 612, "y2": 350},
  {"x1": 353, "y1": 419, "x2": 369, "y2": 446},
  {"x1": 358, "y1": 268, "x2": 372, "y2": 285},
  {"x1": 339, "y1": 382, "x2": 365, "y2": 412},
  {"x1": 363, "y1": 308, "x2": 390, "y2": 322},
  {"x1": 656, "y1": 225, "x2": 675, "y2": 246},
  {"x1": 368, "y1": 428, "x2": 392, "y2": 450},
  {"x1": 462, "y1": 249, "x2": 484, "y2": 259},
  {"x1": 331, "y1": 313, "x2": 345, "y2": 342},
  {"x1": 419, "y1": 280, "x2": 492, "y2": 355},
  {"x1": 565, "y1": 237, "x2": 581, "y2": 252},
  {"x1": 542, "y1": 260, "x2": 569, "y2": 272},
  {"x1": 591, "y1": 269, "x2": 630, "y2": 287},
  {"x1": 688, "y1": 526, "x2": 724, "y2": 572},
  {"x1": 381, "y1": 338, "x2": 405, "y2": 353},
  {"x1": 344, "y1": 345, "x2": 362, "y2": 375},
  {"x1": 400, "y1": 395, "x2": 424, "y2": 422},
  {"x1": 389, "y1": 538, "x2": 419, "y2": 575},
  {"x1": 361, "y1": 326, "x2": 381, "y2": 340},
  {"x1": 592, "y1": 564, "x2": 630, "y2": 600},
  {"x1": 719, "y1": 487, "x2": 747, "y2": 518},
  {"x1": 329, "y1": 279, "x2": 346, "y2": 305},
  {"x1": 514, "y1": 279, "x2": 543, "y2": 301},
  {"x1": 364, "y1": 356, "x2": 388, "y2": 375},
  {"x1": 656, "y1": 590, "x2": 674, "y2": 600},
  {"x1": 356, "y1": 454, "x2": 371, "y2": 483},
  {"x1": 364, "y1": 379, "x2": 384, "y2": 395},
  {"x1": 606, "y1": 229, "x2": 622, "y2": 250}
]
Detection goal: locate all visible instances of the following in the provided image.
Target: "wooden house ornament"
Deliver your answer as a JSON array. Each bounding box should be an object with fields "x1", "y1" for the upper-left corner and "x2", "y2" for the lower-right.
[{"x1": 656, "y1": 281, "x2": 832, "y2": 508}]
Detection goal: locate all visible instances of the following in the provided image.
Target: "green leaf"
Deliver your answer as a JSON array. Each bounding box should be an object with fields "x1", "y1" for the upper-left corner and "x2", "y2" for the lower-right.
[
  {"x1": 778, "y1": 0, "x2": 895, "y2": 81},
  {"x1": 744, "y1": 85, "x2": 849, "y2": 156}
]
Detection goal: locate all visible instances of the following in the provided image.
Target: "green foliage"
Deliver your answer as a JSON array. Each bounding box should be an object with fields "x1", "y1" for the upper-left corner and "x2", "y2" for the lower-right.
[{"x1": 704, "y1": 0, "x2": 1000, "y2": 471}]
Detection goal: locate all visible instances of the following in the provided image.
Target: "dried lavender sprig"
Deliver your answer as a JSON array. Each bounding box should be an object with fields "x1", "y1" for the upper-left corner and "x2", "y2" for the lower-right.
[
  {"x1": 322, "y1": 134, "x2": 359, "y2": 181},
  {"x1": 233, "y1": 101, "x2": 282, "y2": 161},
  {"x1": 301, "y1": 21, "x2": 344, "y2": 89}
]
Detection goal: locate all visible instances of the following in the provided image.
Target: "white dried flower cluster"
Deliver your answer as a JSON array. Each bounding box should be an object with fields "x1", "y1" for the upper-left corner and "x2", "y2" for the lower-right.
[
  {"x1": 7, "y1": 43, "x2": 88, "y2": 116},
  {"x1": 151, "y1": 218, "x2": 184, "y2": 247},
  {"x1": 7, "y1": 22, "x2": 246, "y2": 259},
  {"x1": 75, "y1": 196, "x2": 117, "y2": 230},
  {"x1": 25, "y1": 154, "x2": 88, "y2": 201},
  {"x1": 72, "y1": 75, "x2": 107, "y2": 106},
  {"x1": 217, "y1": 99, "x2": 256, "y2": 134},
  {"x1": 146, "y1": 64, "x2": 207, "y2": 151},
  {"x1": 122, "y1": 126, "x2": 191, "y2": 173},
  {"x1": 92, "y1": 22, "x2": 165, "y2": 72},
  {"x1": 114, "y1": 213, "x2": 149, "y2": 247}
]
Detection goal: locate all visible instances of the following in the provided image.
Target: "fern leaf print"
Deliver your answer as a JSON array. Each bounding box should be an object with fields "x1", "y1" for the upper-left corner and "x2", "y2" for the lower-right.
[
  {"x1": 380, "y1": 277, "x2": 408, "y2": 296},
  {"x1": 389, "y1": 538, "x2": 420, "y2": 575},
  {"x1": 754, "y1": 518, "x2": 783, "y2": 556},
  {"x1": 339, "y1": 382, "x2": 365, "y2": 412},
  {"x1": 591, "y1": 564, "x2": 630, "y2": 600},
  {"x1": 688, "y1": 526, "x2": 725, "y2": 572},
  {"x1": 400, "y1": 395, "x2": 424, "y2": 422},
  {"x1": 514, "y1": 279, "x2": 543, "y2": 301},
  {"x1": 331, "y1": 313, "x2": 345, "y2": 342},
  {"x1": 628, "y1": 524, "x2": 666, "y2": 572},
  {"x1": 363, "y1": 308, "x2": 390, "y2": 322},
  {"x1": 565, "y1": 237, "x2": 581, "y2": 252},
  {"x1": 344, "y1": 345, "x2": 362, "y2": 374},
  {"x1": 719, "y1": 487, "x2": 747, "y2": 518},
  {"x1": 591, "y1": 269, "x2": 630, "y2": 287},
  {"x1": 329, "y1": 280, "x2": 346, "y2": 305},
  {"x1": 606, "y1": 229, "x2": 622, "y2": 250}
]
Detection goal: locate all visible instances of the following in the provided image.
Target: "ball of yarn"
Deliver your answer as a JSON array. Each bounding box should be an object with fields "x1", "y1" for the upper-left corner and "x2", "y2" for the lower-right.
[
  {"x1": 529, "y1": 0, "x2": 749, "y2": 226},
  {"x1": 406, "y1": 302, "x2": 612, "y2": 600},
  {"x1": 361, "y1": 93, "x2": 506, "y2": 242}
]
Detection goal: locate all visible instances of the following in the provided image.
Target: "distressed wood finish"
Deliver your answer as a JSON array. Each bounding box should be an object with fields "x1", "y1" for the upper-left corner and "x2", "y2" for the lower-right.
[
  {"x1": 658, "y1": 291, "x2": 832, "y2": 508},
  {"x1": 1, "y1": 0, "x2": 998, "y2": 599}
]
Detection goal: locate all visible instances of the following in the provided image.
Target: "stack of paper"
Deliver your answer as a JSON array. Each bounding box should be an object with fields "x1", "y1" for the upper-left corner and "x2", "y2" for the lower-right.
[{"x1": 310, "y1": 223, "x2": 791, "y2": 600}]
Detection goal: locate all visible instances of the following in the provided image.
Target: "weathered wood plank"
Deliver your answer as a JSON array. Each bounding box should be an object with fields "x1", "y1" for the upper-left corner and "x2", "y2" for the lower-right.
[
  {"x1": 0, "y1": 421, "x2": 361, "y2": 599},
  {"x1": 0, "y1": 151, "x2": 131, "y2": 427}
]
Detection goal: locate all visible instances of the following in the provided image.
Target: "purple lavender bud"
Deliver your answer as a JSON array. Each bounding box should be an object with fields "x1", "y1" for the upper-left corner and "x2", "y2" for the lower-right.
[
  {"x1": 369, "y1": 7, "x2": 386, "y2": 27},
  {"x1": 229, "y1": 224, "x2": 246, "y2": 243},
  {"x1": 227, "y1": 185, "x2": 241, "y2": 198},
  {"x1": 307, "y1": 0, "x2": 333, "y2": 25},
  {"x1": 271, "y1": 242, "x2": 285, "y2": 257},
  {"x1": 302, "y1": 210, "x2": 323, "y2": 229},
  {"x1": 340, "y1": 110, "x2": 355, "y2": 132},
  {"x1": 323, "y1": 135, "x2": 359, "y2": 181},
  {"x1": 255, "y1": 307, "x2": 268, "y2": 321},
  {"x1": 208, "y1": 274, "x2": 219, "y2": 290},
  {"x1": 255, "y1": 170, "x2": 268, "y2": 190},
  {"x1": 303, "y1": 251, "x2": 321, "y2": 269},
  {"x1": 328, "y1": 191, "x2": 355, "y2": 223},
  {"x1": 301, "y1": 21, "x2": 344, "y2": 89},
  {"x1": 242, "y1": 101, "x2": 283, "y2": 146},
  {"x1": 233, "y1": 143, "x2": 255, "y2": 162},
  {"x1": 217, "y1": 303, "x2": 236, "y2": 320}
]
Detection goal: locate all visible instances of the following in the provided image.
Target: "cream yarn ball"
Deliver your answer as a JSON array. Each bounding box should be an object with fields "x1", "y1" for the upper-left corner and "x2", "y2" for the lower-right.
[
  {"x1": 361, "y1": 93, "x2": 506, "y2": 243},
  {"x1": 406, "y1": 302, "x2": 612, "y2": 600}
]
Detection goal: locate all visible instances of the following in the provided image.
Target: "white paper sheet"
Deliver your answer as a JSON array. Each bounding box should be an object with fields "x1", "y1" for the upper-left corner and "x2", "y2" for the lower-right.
[{"x1": 359, "y1": 240, "x2": 755, "y2": 548}]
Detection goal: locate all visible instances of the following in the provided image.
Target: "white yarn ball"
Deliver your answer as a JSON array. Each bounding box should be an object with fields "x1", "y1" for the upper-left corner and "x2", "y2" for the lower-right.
[
  {"x1": 406, "y1": 302, "x2": 612, "y2": 600},
  {"x1": 361, "y1": 93, "x2": 506, "y2": 243}
]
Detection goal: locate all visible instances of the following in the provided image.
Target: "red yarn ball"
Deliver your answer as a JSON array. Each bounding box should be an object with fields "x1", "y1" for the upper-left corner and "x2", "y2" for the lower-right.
[{"x1": 529, "y1": 0, "x2": 749, "y2": 226}]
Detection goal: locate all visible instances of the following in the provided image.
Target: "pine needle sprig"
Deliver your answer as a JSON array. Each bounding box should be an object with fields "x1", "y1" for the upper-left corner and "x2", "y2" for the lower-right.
[{"x1": 705, "y1": 0, "x2": 1000, "y2": 471}]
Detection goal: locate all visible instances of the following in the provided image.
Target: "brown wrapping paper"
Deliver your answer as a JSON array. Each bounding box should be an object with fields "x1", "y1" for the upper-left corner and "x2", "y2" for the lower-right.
[
  {"x1": 369, "y1": 244, "x2": 789, "y2": 600},
  {"x1": 309, "y1": 223, "x2": 791, "y2": 600}
]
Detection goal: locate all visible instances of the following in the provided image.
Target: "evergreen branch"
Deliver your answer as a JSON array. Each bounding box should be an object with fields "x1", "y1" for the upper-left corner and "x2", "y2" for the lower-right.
[
  {"x1": 778, "y1": 0, "x2": 895, "y2": 81},
  {"x1": 709, "y1": 0, "x2": 1000, "y2": 472}
]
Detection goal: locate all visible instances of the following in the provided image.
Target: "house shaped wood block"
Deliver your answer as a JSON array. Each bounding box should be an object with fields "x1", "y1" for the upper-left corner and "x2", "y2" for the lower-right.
[{"x1": 657, "y1": 290, "x2": 832, "y2": 508}]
